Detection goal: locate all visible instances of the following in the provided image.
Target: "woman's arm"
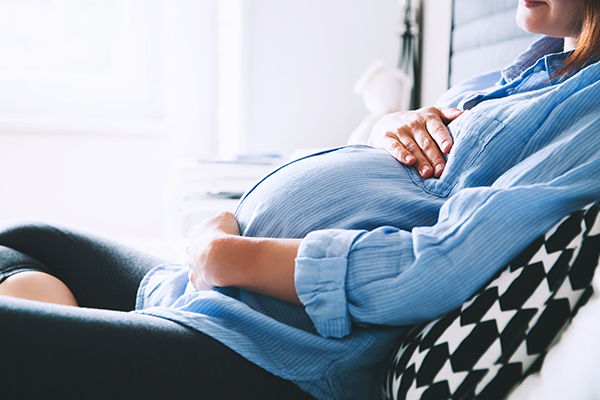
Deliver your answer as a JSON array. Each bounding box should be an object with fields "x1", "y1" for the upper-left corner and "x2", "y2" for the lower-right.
[
  {"x1": 187, "y1": 157, "x2": 600, "y2": 338},
  {"x1": 186, "y1": 211, "x2": 302, "y2": 305}
]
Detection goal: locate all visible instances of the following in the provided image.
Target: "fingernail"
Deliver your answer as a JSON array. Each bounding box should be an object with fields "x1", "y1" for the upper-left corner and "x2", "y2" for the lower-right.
[
  {"x1": 405, "y1": 154, "x2": 415, "y2": 163},
  {"x1": 421, "y1": 166, "x2": 432, "y2": 176},
  {"x1": 435, "y1": 164, "x2": 444, "y2": 175},
  {"x1": 441, "y1": 140, "x2": 451, "y2": 152}
]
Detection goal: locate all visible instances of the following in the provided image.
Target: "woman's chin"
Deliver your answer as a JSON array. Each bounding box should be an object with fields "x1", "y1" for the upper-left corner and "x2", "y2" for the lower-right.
[{"x1": 516, "y1": 9, "x2": 548, "y2": 35}]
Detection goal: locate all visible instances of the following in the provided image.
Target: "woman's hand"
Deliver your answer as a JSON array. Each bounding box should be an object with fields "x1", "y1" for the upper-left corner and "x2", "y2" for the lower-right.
[
  {"x1": 368, "y1": 106, "x2": 464, "y2": 178},
  {"x1": 186, "y1": 211, "x2": 240, "y2": 290},
  {"x1": 186, "y1": 211, "x2": 303, "y2": 305}
]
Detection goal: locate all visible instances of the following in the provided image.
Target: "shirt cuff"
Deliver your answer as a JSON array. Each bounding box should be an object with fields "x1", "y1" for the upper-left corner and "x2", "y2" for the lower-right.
[{"x1": 294, "y1": 229, "x2": 364, "y2": 338}]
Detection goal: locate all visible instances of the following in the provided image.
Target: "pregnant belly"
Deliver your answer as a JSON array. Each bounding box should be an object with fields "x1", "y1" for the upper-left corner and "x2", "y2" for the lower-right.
[{"x1": 235, "y1": 145, "x2": 445, "y2": 239}]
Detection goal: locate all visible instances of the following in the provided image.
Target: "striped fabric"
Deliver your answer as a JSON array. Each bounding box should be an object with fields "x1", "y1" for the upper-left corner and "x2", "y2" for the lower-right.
[{"x1": 136, "y1": 37, "x2": 600, "y2": 400}]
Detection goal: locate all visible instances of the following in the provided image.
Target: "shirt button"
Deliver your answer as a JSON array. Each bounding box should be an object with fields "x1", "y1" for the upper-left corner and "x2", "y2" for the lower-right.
[{"x1": 534, "y1": 65, "x2": 544, "y2": 73}]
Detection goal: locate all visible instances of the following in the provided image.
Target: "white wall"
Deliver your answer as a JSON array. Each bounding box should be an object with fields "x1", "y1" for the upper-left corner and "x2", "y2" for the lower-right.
[
  {"x1": 242, "y1": 0, "x2": 455, "y2": 154},
  {"x1": 0, "y1": 0, "x2": 403, "y2": 240},
  {"x1": 420, "y1": 0, "x2": 453, "y2": 106},
  {"x1": 0, "y1": 0, "x2": 216, "y2": 240},
  {"x1": 243, "y1": 0, "x2": 401, "y2": 155}
]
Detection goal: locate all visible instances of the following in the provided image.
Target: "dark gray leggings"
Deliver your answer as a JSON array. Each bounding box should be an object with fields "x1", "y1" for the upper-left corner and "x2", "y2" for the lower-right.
[{"x1": 0, "y1": 221, "x2": 314, "y2": 400}]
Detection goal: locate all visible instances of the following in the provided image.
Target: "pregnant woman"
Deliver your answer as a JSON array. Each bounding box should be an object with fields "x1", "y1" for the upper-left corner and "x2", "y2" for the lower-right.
[{"x1": 1, "y1": 1, "x2": 600, "y2": 399}]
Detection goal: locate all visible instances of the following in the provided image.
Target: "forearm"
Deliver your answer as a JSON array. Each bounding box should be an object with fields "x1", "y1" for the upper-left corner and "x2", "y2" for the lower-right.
[{"x1": 206, "y1": 235, "x2": 303, "y2": 305}]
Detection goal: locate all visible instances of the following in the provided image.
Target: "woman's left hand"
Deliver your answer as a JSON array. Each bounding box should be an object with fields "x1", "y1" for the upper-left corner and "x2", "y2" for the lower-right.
[{"x1": 186, "y1": 211, "x2": 240, "y2": 291}]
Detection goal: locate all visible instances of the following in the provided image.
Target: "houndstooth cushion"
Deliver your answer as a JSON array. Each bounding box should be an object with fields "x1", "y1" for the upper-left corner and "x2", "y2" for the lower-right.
[{"x1": 382, "y1": 202, "x2": 600, "y2": 400}]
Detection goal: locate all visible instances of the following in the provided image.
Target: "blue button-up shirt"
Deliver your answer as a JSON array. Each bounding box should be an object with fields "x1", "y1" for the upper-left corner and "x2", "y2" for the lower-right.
[{"x1": 135, "y1": 37, "x2": 600, "y2": 400}]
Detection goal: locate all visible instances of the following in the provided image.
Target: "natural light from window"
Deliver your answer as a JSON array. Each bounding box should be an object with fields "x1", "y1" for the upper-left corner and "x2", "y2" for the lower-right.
[
  {"x1": 0, "y1": 0, "x2": 121, "y2": 80},
  {"x1": 0, "y1": 0, "x2": 164, "y2": 136}
]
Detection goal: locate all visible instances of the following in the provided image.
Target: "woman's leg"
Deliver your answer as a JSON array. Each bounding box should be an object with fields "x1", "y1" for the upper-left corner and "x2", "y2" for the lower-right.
[
  {"x1": 0, "y1": 296, "x2": 314, "y2": 400},
  {"x1": 0, "y1": 221, "x2": 315, "y2": 399},
  {"x1": 0, "y1": 220, "x2": 166, "y2": 310},
  {"x1": 0, "y1": 270, "x2": 79, "y2": 306}
]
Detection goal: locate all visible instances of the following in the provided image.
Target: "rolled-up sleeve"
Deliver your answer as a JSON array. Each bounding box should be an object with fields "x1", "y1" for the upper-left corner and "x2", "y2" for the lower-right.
[{"x1": 294, "y1": 229, "x2": 364, "y2": 338}]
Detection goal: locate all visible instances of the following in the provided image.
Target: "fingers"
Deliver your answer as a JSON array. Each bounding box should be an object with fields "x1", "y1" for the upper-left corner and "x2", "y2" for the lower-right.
[
  {"x1": 383, "y1": 134, "x2": 416, "y2": 165},
  {"x1": 432, "y1": 108, "x2": 464, "y2": 154},
  {"x1": 414, "y1": 126, "x2": 448, "y2": 178},
  {"x1": 425, "y1": 117, "x2": 453, "y2": 154},
  {"x1": 439, "y1": 107, "x2": 465, "y2": 123},
  {"x1": 380, "y1": 131, "x2": 433, "y2": 178},
  {"x1": 371, "y1": 107, "x2": 465, "y2": 179},
  {"x1": 426, "y1": 107, "x2": 463, "y2": 154},
  {"x1": 395, "y1": 126, "x2": 445, "y2": 178}
]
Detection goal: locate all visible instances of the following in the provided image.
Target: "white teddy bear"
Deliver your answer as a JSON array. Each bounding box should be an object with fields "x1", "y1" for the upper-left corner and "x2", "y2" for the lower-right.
[{"x1": 347, "y1": 60, "x2": 412, "y2": 145}]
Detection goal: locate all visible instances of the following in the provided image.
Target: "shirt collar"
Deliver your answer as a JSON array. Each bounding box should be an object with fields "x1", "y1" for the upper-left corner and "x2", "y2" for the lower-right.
[
  {"x1": 545, "y1": 50, "x2": 577, "y2": 84},
  {"x1": 501, "y1": 36, "x2": 564, "y2": 83}
]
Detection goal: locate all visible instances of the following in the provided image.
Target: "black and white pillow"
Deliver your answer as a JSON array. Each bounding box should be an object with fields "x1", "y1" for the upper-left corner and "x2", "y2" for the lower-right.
[{"x1": 382, "y1": 202, "x2": 600, "y2": 400}]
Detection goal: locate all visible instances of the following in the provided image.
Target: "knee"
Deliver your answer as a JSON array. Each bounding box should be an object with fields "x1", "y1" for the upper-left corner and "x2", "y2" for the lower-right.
[
  {"x1": 0, "y1": 220, "x2": 51, "y2": 237},
  {"x1": 0, "y1": 220, "x2": 68, "y2": 252}
]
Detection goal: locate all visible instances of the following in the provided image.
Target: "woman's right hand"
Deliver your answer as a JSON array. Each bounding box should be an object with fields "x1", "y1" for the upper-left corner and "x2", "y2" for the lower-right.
[{"x1": 368, "y1": 106, "x2": 464, "y2": 178}]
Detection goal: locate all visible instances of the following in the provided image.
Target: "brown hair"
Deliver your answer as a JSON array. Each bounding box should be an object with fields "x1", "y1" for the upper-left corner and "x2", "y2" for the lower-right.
[{"x1": 556, "y1": 0, "x2": 600, "y2": 78}]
